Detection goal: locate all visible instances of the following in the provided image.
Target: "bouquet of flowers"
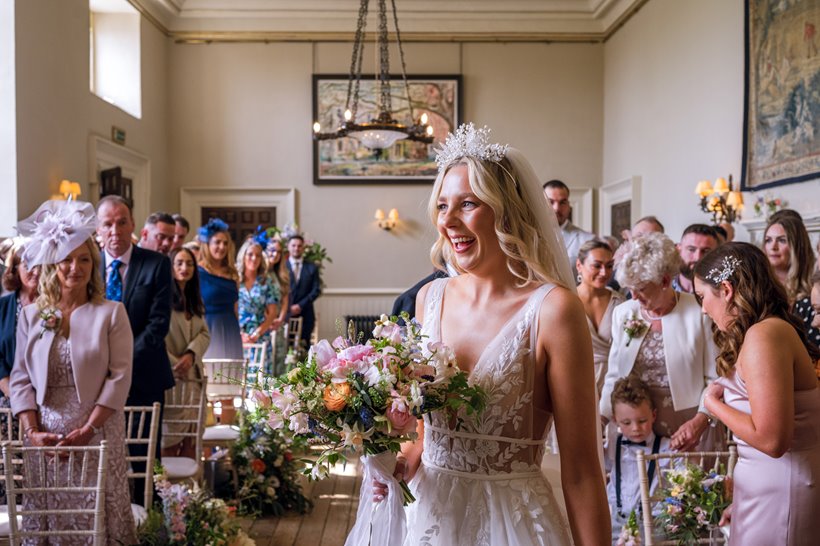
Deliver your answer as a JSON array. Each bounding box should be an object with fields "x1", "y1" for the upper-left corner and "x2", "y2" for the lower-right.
[
  {"x1": 137, "y1": 466, "x2": 254, "y2": 546},
  {"x1": 265, "y1": 223, "x2": 332, "y2": 271},
  {"x1": 617, "y1": 510, "x2": 641, "y2": 546},
  {"x1": 265, "y1": 313, "x2": 486, "y2": 545},
  {"x1": 753, "y1": 193, "x2": 787, "y2": 218},
  {"x1": 655, "y1": 464, "x2": 732, "y2": 544},
  {"x1": 267, "y1": 314, "x2": 485, "y2": 491},
  {"x1": 230, "y1": 402, "x2": 313, "y2": 517}
]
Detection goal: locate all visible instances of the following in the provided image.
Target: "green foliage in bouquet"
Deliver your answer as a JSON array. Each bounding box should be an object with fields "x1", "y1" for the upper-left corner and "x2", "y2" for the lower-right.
[
  {"x1": 137, "y1": 465, "x2": 255, "y2": 546},
  {"x1": 655, "y1": 463, "x2": 731, "y2": 544},
  {"x1": 230, "y1": 404, "x2": 313, "y2": 517},
  {"x1": 267, "y1": 313, "x2": 487, "y2": 490}
]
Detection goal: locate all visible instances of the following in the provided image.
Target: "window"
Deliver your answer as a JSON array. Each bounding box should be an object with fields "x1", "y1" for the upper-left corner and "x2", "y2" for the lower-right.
[{"x1": 89, "y1": 0, "x2": 141, "y2": 119}]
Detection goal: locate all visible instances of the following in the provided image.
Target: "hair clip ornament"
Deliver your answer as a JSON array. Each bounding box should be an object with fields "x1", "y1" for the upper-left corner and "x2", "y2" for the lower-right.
[{"x1": 705, "y1": 256, "x2": 742, "y2": 284}]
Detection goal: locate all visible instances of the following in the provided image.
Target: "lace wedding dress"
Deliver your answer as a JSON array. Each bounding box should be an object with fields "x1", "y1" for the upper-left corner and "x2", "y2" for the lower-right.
[{"x1": 404, "y1": 278, "x2": 572, "y2": 546}]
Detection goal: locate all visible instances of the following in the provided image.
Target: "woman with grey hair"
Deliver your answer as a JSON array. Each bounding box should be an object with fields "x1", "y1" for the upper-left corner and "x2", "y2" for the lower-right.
[{"x1": 600, "y1": 232, "x2": 721, "y2": 452}]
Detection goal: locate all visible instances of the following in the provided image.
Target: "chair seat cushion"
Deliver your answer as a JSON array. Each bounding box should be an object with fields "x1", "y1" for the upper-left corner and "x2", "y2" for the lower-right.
[
  {"x1": 203, "y1": 424, "x2": 240, "y2": 442},
  {"x1": 131, "y1": 503, "x2": 148, "y2": 526},
  {"x1": 0, "y1": 505, "x2": 22, "y2": 536},
  {"x1": 161, "y1": 456, "x2": 200, "y2": 479}
]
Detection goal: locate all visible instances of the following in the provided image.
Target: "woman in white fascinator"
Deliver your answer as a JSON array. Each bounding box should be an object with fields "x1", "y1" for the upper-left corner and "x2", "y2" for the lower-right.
[
  {"x1": 10, "y1": 199, "x2": 137, "y2": 543},
  {"x1": 365, "y1": 124, "x2": 609, "y2": 546}
]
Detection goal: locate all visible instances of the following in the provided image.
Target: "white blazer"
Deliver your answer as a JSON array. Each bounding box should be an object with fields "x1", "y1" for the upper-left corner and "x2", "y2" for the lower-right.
[{"x1": 599, "y1": 292, "x2": 719, "y2": 420}]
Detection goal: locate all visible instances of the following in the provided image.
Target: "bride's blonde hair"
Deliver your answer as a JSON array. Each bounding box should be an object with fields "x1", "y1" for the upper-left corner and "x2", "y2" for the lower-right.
[{"x1": 428, "y1": 155, "x2": 567, "y2": 289}]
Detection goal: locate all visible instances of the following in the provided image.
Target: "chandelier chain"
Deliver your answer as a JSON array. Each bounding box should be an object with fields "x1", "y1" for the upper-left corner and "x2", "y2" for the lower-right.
[
  {"x1": 378, "y1": 0, "x2": 392, "y2": 116},
  {"x1": 391, "y1": 0, "x2": 415, "y2": 122},
  {"x1": 346, "y1": 0, "x2": 370, "y2": 120}
]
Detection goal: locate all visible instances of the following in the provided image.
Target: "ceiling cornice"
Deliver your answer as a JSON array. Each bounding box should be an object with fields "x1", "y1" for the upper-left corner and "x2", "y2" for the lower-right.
[{"x1": 127, "y1": 0, "x2": 649, "y2": 44}]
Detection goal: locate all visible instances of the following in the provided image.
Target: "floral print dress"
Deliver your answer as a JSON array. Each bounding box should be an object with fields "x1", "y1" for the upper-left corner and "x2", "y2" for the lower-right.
[{"x1": 238, "y1": 277, "x2": 279, "y2": 375}]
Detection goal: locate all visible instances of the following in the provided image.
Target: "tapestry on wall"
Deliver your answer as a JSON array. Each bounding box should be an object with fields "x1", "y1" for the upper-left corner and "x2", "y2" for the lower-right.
[
  {"x1": 743, "y1": 0, "x2": 820, "y2": 189},
  {"x1": 312, "y1": 74, "x2": 461, "y2": 185}
]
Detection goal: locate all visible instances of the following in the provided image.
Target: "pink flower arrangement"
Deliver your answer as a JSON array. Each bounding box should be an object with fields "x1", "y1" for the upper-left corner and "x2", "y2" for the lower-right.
[
  {"x1": 263, "y1": 313, "x2": 487, "y2": 503},
  {"x1": 623, "y1": 314, "x2": 649, "y2": 347}
]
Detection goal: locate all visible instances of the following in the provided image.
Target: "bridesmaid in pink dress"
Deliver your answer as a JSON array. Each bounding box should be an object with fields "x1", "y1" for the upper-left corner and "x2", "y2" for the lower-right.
[{"x1": 693, "y1": 242, "x2": 820, "y2": 546}]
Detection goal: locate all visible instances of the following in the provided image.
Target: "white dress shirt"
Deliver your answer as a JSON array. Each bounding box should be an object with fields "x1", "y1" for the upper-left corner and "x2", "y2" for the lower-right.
[{"x1": 105, "y1": 244, "x2": 133, "y2": 286}]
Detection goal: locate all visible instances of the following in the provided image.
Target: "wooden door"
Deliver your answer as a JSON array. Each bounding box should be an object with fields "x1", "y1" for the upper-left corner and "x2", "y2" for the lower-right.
[
  {"x1": 100, "y1": 167, "x2": 133, "y2": 209},
  {"x1": 201, "y1": 207, "x2": 277, "y2": 245},
  {"x1": 611, "y1": 201, "x2": 631, "y2": 242}
]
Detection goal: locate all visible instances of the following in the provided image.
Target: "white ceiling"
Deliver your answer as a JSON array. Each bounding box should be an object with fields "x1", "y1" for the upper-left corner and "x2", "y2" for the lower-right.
[{"x1": 129, "y1": 0, "x2": 649, "y2": 42}]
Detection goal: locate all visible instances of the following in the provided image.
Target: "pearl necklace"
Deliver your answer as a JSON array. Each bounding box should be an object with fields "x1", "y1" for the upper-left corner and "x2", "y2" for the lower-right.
[{"x1": 640, "y1": 291, "x2": 680, "y2": 322}]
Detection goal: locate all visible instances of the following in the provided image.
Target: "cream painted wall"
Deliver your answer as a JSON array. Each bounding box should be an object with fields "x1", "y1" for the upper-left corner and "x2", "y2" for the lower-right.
[
  {"x1": 602, "y1": 0, "x2": 820, "y2": 241},
  {"x1": 0, "y1": 0, "x2": 16, "y2": 236},
  {"x1": 13, "y1": 0, "x2": 169, "y2": 222},
  {"x1": 168, "y1": 41, "x2": 604, "y2": 291}
]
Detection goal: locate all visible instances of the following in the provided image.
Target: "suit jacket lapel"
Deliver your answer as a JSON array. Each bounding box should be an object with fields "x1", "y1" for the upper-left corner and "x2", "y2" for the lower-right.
[{"x1": 123, "y1": 246, "x2": 144, "y2": 305}]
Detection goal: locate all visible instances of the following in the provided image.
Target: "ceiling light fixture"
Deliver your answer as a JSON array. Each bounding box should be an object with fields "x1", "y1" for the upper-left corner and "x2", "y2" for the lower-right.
[{"x1": 312, "y1": 0, "x2": 434, "y2": 150}]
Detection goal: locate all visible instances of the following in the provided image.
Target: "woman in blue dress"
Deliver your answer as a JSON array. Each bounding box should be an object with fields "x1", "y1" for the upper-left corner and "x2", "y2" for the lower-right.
[
  {"x1": 197, "y1": 218, "x2": 243, "y2": 360},
  {"x1": 237, "y1": 236, "x2": 279, "y2": 374}
]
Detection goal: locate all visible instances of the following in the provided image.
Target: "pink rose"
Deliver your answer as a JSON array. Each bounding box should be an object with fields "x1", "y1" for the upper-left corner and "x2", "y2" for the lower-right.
[
  {"x1": 310, "y1": 339, "x2": 336, "y2": 370},
  {"x1": 338, "y1": 344, "x2": 374, "y2": 363},
  {"x1": 386, "y1": 403, "x2": 416, "y2": 435}
]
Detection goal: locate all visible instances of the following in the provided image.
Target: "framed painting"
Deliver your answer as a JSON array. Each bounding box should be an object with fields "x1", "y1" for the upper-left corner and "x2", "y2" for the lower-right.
[
  {"x1": 742, "y1": 0, "x2": 820, "y2": 190},
  {"x1": 312, "y1": 74, "x2": 462, "y2": 185}
]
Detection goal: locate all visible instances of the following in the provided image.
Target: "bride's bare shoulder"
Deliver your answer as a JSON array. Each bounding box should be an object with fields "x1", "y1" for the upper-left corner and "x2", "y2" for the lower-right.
[{"x1": 539, "y1": 285, "x2": 584, "y2": 319}]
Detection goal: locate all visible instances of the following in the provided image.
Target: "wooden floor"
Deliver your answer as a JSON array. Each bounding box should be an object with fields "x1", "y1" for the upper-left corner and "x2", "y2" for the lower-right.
[{"x1": 239, "y1": 458, "x2": 362, "y2": 546}]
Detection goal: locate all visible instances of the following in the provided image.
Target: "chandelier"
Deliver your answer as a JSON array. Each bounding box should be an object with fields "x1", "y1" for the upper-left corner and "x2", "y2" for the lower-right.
[
  {"x1": 312, "y1": 0, "x2": 434, "y2": 150},
  {"x1": 694, "y1": 175, "x2": 744, "y2": 224}
]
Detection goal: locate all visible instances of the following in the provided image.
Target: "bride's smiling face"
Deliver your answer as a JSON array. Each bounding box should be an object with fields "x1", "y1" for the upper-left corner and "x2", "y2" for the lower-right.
[{"x1": 436, "y1": 164, "x2": 501, "y2": 273}]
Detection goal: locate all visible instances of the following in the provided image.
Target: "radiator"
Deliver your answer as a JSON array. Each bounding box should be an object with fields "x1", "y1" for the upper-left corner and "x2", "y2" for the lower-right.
[{"x1": 344, "y1": 314, "x2": 382, "y2": 341}]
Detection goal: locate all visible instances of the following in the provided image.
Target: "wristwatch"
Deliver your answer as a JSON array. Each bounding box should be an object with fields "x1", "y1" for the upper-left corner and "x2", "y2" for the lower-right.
[{"x1": 87, "y1": 422, "x2": 102, "y2": 435}]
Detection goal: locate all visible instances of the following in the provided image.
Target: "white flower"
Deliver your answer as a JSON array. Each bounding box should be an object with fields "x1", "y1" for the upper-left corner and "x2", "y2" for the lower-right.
[
  {"x1": 341, "y1": 421, "x2": 373, "y2": 452},
  {"x1": 311, "y1": 463, "x2": 330, "y2": 480},
  {"x1": 289, "y1": 413, "x2": 309, "y2": 434},
  {"x1": 408, "y1": 381, "x2": 423, "y2": 411}
]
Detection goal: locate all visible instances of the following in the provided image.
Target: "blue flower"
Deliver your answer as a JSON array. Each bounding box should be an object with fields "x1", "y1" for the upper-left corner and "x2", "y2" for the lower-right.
[{"x1": 359, "y1": 407, "x2": 375, "y2": 429}]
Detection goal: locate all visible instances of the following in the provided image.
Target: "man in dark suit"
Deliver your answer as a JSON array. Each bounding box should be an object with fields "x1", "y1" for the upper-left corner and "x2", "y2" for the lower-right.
[
  {"x1": 286, "y1": 235, "x2": 321, "y2": 349},
  {"x1": 96, "y1": 195, "x2": 174, "y2": 506}
]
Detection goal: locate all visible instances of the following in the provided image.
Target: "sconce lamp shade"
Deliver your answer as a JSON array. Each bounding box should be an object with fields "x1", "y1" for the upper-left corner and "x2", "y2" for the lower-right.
[
  {"x1": 726, "y1": 191, "x2": 744, "y2": 209},
  {"x1": 694, "y1": 180, "x2": 713, "y2": 197},
  {"x1": 59, "y1": 180, "x2": 82, "y2": 200},
  {"x1": 375, "y1": 208, "x2": 399, "y2": 230},
  {"x1": 713, "y1": 177, "x2": 730, "y2": 194}
]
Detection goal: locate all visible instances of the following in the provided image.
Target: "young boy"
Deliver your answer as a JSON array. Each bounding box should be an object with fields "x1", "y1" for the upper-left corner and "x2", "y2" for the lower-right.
[{"x1": 605, "y1": 376, "x2": 672, "y2": 544}]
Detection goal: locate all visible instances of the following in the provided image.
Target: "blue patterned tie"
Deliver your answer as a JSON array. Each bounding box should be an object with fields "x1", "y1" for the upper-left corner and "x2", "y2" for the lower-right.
[{"x1": 106, "y1": 259, "x2": 123, "y2": 302}]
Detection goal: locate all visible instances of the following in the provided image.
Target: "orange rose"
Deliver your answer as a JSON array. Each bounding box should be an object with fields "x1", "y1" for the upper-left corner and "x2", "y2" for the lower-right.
[
  {"x1": 323, "y1": 382, "x2": 351, "y2": 411},
  {"x1": 250, "y1": 458, "x2": 266, "y2": 473}
]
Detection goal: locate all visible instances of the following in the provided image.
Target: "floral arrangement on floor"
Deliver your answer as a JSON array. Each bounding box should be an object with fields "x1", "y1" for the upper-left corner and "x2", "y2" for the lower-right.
[
  {"x1": 617, "y1": 510, "x2": 641, "y2": 546},
  {"x1": 230, "y1": 401, "x2": 313, "y2": 517},
  {"x1": 655, "y1": 464, "x2": 732, "y2": 544},
  {"x1": 137, "y1": 465, "x2": 255, "y2": 546},
  {"x1": 753, "y1": 193, "x2": 788, "y2": 217},
  {"x1": 265, "y1": 314, "x2": 486, "y2": 503}
]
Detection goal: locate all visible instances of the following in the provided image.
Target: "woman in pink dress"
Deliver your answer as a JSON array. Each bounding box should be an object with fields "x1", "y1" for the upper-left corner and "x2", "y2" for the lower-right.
[{"x1": 694, "y1": 242, "x2": 820, "y2": 546}]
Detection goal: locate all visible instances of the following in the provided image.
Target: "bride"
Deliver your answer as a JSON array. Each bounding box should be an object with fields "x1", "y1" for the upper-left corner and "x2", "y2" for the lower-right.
[{"x1": 376, "y1": 124, "x2": 609, "y2": 545}]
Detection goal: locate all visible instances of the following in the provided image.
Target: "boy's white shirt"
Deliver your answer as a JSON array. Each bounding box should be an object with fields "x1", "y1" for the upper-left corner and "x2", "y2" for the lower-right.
[{"x1": 605, "y1": 431, "x2": 673, "y2": 519}]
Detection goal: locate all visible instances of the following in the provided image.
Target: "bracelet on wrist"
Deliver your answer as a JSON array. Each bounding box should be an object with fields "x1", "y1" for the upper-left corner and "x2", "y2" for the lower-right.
[
  {"x1": 24, "y1": 426, "x2": 39, "y2": 437},
  {"x1": 86, "y1": 422, "x2": 102, "y2": 435}
]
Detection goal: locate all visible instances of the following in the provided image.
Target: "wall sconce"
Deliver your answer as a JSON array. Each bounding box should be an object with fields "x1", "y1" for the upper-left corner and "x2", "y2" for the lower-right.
[
  {"x1": 57, "y1": 179, "x2": 82, "y2": 200},
  {"x1": 694, "y1": 175, "x2": 744, "y2": 224},
  {"x1": 375, "y1": 208, "x2": 399, "y2": 231}
]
